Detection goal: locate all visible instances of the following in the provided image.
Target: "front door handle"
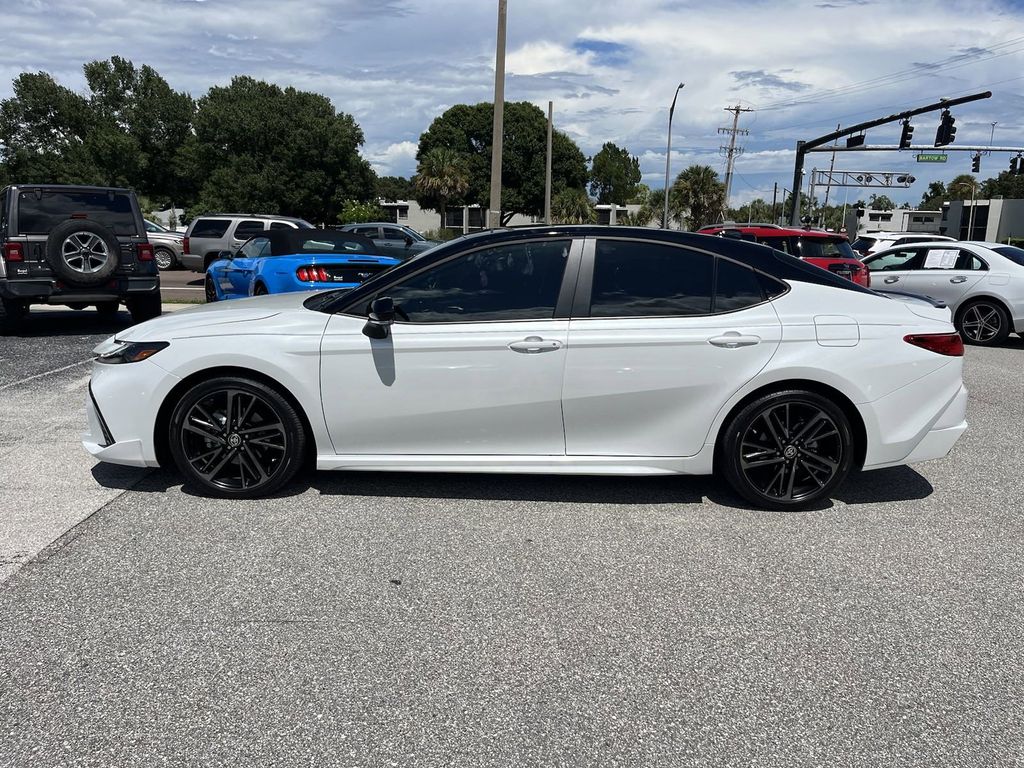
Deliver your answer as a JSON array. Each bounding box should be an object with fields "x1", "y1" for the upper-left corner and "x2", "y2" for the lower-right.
[
  {"x1": 883, "y1": 276, "x2": 900, "y2": 284},
  {"x1": 708, "y1": 332, "x2": 761, "y2": 348},
  {"x1": 950, "y1": 276, "x2": 968, "y2": 284},
  {"x1": 508, "y1": 336, "x2": 562, "y2": 353}
]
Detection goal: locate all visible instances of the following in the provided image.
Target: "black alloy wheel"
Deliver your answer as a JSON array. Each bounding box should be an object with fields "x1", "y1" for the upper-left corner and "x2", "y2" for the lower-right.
[
  {"x1": 168, "y1": 377, "x2": 306, "y2": 498},
  {"x1": 956, "y1": 300, "x2": 1010, "y2": 346},
  {"x1": 720, "y1": 390, "x2": 855, "y2": 510},
  {"x1": 205, "y1": 276, "x2": 218, "y2": 303}
]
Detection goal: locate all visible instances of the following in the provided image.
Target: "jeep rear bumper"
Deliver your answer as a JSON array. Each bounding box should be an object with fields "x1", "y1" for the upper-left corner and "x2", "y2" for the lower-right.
[{"x1": 0, "y1": 277, "x2": 160, "y2": 303}]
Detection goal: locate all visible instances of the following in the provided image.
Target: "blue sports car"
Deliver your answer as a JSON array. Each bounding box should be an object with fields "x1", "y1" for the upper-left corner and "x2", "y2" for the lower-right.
[{"x1": 204, "y1": 229, "x2": 399, "y2": 301}]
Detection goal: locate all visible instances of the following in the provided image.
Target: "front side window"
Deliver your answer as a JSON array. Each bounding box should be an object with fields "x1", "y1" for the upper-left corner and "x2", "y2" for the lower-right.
[
  {"x1": 590, "y1": 240, "x2": 713, "y2": 317},
  {"x1": 233, "y1": 220, "x2": 265, "y2": 239},
  {"x1": 381, "y1": 228, "x2": 407, "y2": 241},
  {"x1": 387, "y1": 239, "x2": 570, "y2": 322},
  {"x1": 865, "y1": 249, "x2": 921, "y2": 272}
]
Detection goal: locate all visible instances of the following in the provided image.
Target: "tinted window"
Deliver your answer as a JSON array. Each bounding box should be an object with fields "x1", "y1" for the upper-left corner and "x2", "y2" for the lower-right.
[
  {"x1": 955, "y1": 251, "x2": 987, "y2": 271},
  {"x1": 352, "y1": 226, "x2": 379, "y2": 238},
  {"x1": 851, "y1": 237, "x2": 876, "y2": 253},
  {"x1": 269, "y1": 221, "x2": 294, "y2": 230},
  {"x1": 797, "y1": 237, "x2": 856, "y2": 259},
  {"x1": 715, "y1": 258, "x2": 765, "y2": 312},
  {"x1": 590, "y1": 240, "x2": 713, "y2": 317},
  {"x1": 190, "y1": 218, "x2": 231, "y2": 238},
  {"x1": 992, "y1": 246, "x2": 1024, "y2": 267},
  {"x1": 866, "y1": 249, "x2": 921, "y2": 271},
  {"x1": 382, "y1": 228, "x2": 406, "y2": 241},
  {"x1": 388, "y1": 239, "x2": 569, "y2": 322},
  {"x1": 17, "y1": 190, "x2": 138, "y2": 235},
  {"x1": 233, "y1": 220, "x2": 265, "y2": 239},
  {"x1": 760, "y1": 236, "x2": 793, "y2": 254}
]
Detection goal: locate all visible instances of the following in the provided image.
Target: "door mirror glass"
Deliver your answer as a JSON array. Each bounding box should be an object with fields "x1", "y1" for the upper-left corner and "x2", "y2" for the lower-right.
[{"x1": 363, "y1": 296, "x2": 395, "y2": 339}]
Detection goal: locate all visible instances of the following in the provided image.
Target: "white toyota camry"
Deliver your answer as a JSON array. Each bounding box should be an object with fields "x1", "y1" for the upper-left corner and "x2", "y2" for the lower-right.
[{"x1": 84, "y1": 227, "x2": 968, "y2": 510}]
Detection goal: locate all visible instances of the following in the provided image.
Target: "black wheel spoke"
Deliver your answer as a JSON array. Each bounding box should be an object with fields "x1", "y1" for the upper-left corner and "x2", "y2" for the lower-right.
[
  {"x1": 798, "y1": 448, "x2": 838, "y2": 473},
  {"x1": 183, "y1": 422, "x2": 225, "y2": 443},
  {"x1": 760, "y1": 411, "x2": 786, "y2": 449},
  {"x1": 239, "y1": 449, "x2": 270, "y2": 483},
  {"x1": 239, "y1": 423, "x2": 285, "y2": 437}
]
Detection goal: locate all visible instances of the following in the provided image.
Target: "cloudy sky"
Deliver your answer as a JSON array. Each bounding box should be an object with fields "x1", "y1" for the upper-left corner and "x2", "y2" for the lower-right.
[{"x1": 2, "y1": 0, "x2": 1023, "y2": 206}]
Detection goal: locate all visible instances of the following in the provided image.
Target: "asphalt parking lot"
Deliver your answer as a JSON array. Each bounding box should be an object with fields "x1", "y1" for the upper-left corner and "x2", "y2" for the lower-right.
[{"x1": 1, "y1": 307, "x2": 1022, "y2": 767}]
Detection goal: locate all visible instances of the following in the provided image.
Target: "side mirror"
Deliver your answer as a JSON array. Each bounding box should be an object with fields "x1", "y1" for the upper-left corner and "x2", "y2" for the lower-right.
[
  {"x1": 362, "y1": 296, "x2": 396, "y2": 339},
  {"x1": 218, "y1": 250, "x2": 234, "y2": 260}
]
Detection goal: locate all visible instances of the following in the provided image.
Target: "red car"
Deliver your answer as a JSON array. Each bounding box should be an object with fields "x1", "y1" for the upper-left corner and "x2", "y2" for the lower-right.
[{"x1": 697, "y1": 224, "x2": 870, "y2": 288}]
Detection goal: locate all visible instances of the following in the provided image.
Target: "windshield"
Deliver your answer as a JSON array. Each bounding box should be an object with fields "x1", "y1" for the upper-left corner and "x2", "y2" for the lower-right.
[
  {"x1": 145, "y1": 220, "x2": 168, "y2": 233},
  {"x1": 992, "y1": 246, "x2": 1024, "y2": 267},
  {"x1": 799, "y1": 238, "x2": 857, "y2": 259}
]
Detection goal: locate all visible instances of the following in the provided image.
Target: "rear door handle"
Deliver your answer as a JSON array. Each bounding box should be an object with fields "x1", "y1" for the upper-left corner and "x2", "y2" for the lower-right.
[
  {"x1": 708, "y1": 332, "x2": 761, "y2": 348},
  {"x1": 883, "y1": 276, "x2": 900, "y2": 284},
  {"x1": 508, "y1": 336, "x2": 562, "y2": 353},
  {"x1": 950, "y1": 276, "x2": 968, "y2": 284}
]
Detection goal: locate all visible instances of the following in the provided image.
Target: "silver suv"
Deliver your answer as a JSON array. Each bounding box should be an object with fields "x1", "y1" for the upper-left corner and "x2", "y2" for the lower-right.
[{"x1": 181, "y1": 214, "x2": 313, "y2": 272}]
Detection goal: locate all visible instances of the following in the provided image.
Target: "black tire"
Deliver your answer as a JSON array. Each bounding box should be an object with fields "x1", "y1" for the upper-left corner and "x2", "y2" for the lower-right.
[
  {"x1": 955, "y1": 299, "x2": 1010, "y2": 346},
  {"x1": 0, "y1": 298, "x2": 28, "y2": 335},
  {"x1": 45, "y1": 219, "x2": 121, "y2": 286},
  {"x1": 205, "y1": 275, "x2": 219, "y2": 303},
  {"x1": 168, "y1": 377, "x2": 307, "y2": 498},
  {"x1": 127, "y1": 294, "x2": 162, "y2": 324},
  {"x1": 95, "y1": 301, "x2": 120, "y2": 319},
  {"x1": 719, "y1": 389, "x2": 855, "y2": 510},
  {"x1": 253, "y1": 282, "x2": 268, "y2": 296},
  {"x1": 154, "y1": 247, "x2": 177, "y2": 271}
]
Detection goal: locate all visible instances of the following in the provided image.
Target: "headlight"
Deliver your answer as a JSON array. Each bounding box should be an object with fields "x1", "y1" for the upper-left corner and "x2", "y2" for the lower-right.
[{"x1": 96, "y1": 340, "x2": 169, "y2": 364}]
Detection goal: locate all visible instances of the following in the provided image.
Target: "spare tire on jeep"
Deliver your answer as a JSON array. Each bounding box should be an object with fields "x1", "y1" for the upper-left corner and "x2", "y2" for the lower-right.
[{"x1": 45, "y1": 219, "x2": 121, "y2": 286}]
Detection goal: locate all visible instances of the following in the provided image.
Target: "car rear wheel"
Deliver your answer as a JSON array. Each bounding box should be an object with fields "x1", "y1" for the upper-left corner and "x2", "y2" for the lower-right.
[
  {"x1": 168, "y1": 377, "x2": 307, "y2": 498},
  {"x1": 154, "y1": 247, "x2": 177, "y2": 271},
  {"x1": 956, "y1": 300, "x2": 1010, "y2": 346},
  {"x1": 719, "y1": 390, "x2": 855, "y2": 510},
  {"x1": 205, "y1": 276, "x2": 218, "y2": 303}
]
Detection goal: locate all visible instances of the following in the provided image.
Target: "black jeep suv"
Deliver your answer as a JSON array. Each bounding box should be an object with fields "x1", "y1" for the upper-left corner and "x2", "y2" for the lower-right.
[{"x1": 0, "y1": 184, "x2": 161, "y2": 332}]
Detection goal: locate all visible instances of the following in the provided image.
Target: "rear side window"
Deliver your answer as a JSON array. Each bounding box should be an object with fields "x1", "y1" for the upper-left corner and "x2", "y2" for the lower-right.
[
  {"x1": 233, "y1": 220, "x2": 265, "y2": 239},
  {"x1": 992, "y1": 246, "x2": 1024, "y2": 267},
  {"x1": 269, "y1": 221, "x2": 294, "y2": 230},
  {"x1": 190, "y1": 219, "x2": 230, "y2": 238},
  {"x1": 16, "y1": 190, "x2": 139, "y2": 236},
  {"x1": 715, "y1": 258, "x2": 766, "y2": 312},
  {"x1": 590, "y1": 240, "x2": 713, "y2": 317}
]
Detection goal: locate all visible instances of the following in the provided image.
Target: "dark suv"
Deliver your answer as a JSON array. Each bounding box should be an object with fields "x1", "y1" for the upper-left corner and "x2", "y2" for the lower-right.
[{"x1": 0, "y1": 184, "x2": 161, "y2": 331}]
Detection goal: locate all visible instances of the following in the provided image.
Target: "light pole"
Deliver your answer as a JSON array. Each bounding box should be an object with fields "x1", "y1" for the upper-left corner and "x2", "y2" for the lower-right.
[
  {"x1": 488, "y1": 0, "x2": 507, "y2": 229},
  {"x1": 663, "y1": 82, "x2": 685, "y2": 229}
]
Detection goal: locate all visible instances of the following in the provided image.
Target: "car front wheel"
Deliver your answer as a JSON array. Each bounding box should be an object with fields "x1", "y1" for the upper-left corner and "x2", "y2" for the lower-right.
[
  {"x1": 205, "y1": 276, "x2": 218, "y2": 303},
  {"x1": 168, "y1": 377, "x2": 307, "y2": 498},
  {"x1": 719, "y1": 390, "x2": 855, "y2": 510}
]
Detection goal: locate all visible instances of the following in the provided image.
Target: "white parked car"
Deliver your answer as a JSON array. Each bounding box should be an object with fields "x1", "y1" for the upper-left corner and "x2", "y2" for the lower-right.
[
  {"x1": 864, "y1": 241, "x2": 1024, "y2": 345},
  {"x1": 851, "y1": 231, "x2": 956, "y2": 258},
  {"x1": 84, "y1": 227, "x2": 968, "y2": 510}
]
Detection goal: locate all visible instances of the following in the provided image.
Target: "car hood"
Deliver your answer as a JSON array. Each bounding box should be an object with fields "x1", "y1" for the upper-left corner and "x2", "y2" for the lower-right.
[{"x1": 97, "y1": 292, "x2": 325, "y2": 346}]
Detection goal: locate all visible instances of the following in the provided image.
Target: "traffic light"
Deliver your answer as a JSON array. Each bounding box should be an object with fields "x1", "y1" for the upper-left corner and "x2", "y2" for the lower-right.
[
  {"x1": 934, "y1": 110, "x2": 957, "y2": 146},
  {"x1": 846, "y1": 133, "x2": 866, "y2": 148},
  {"x1": 972, "y1": 153, "x2": 981, "y2": 173},
  {"x1": 1012, "y1": 155, "x2": 1022, "y2": 175},
  {"x1": 899, "y1": 121, "x2": 914, "y2": 149}
]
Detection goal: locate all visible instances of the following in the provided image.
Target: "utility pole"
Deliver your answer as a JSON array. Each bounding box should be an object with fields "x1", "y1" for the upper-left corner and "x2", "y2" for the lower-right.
[
  {"x1": 822, "y1": 123, "x2": 841, "y2": 215},
  {"x1": 719, "y1": 104, "x2": 752, "y2": 208},
  {"x1": 544, "y1": 101, "x2": 553, "y2": 225},
  {"x1": 663, "y1": 83, "x2": 685, "y2": 228},
  {"x1": 488, "y1": 0, "x2": 507, "y2": 229}
]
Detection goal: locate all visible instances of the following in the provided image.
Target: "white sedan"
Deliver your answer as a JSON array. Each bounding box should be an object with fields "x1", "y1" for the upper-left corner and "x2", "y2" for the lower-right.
[
  {"x1": 863, "y1": 241, "x2": 1024, "y2": 346},
  {"x1": 84, "y1": 227, "x2": 968, "y2": 510}
]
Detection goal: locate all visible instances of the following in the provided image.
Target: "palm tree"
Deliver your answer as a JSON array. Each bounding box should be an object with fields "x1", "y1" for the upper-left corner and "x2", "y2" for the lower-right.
[
  {"x1": 413, "y1": 148, "x2": 470, "y2": 233},
  {"x1": 947, "y1": 174, "x2": 979, "y2": 200},
  {"x1": 671, "y1": 165, "x2": 726, "y2": 230},
  {"x1": 551, "y1": 188, "x2": 596, "y2": 224}
]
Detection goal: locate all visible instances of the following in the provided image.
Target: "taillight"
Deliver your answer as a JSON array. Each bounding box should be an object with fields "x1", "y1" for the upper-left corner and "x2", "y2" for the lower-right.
[
  {"x1": 904, "y1": 333, "x2": 964, "y2": 357},
  {"x1": 296, "y1": 266, "x2": 329, "y2": 282},
  {"x1": 137, "y1": 243, "x2": 154, "y2": 261},
  {"x1": 3, "y1": 242, "x2": 24, "y2": 262},
  {"x1": 182, "y1": 237, "x2": 190, "y2": 254}
]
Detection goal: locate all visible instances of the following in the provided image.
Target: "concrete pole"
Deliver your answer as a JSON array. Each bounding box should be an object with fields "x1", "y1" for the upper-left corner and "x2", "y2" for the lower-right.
[
  {"x1": 544, "y1": 101, "x2": 553, "y2": 225},
  {"x1": 488, "y1": 0, "x2": 507, "y2": 229}
]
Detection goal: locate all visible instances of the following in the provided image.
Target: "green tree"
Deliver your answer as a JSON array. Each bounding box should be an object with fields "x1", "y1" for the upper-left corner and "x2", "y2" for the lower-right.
[
  {"x1": 417, "y1": 101, "x2": 588, "y2": 224},
  {"x1": 982, "y1": 170, "x2": 1024, "y2": 200},
  {"x1": 920, "y1": 181, "x2": 946, "y2": 209},
  {"x1": 0, "y1": 72, "x2": 107, "y2": 184},
  {"x1": 337, "y1": 199, "x2": 384, "y2": 224},
  {"x1": 83, "y1": 56, "x2": 196, "y2": 205},
  {"x1": 589, "y1": 142, "x2": 641, "y2": 205},
  {"x1": 551, "y1": 188, "x2": 596, "y2": 224},
  {"x1": 188, "y1": 77, "x2": 374, "y2": 224},
  {"x1": 726, "y1": 197, "x2": 776, "y2": 224},
  {"x1": 629, "y1": 183, "x2": 652, "y2": 205},
  {"x1": 413, "y1": 147, "x2": 470, "y2": 231},
  {"x1": 867, "y1": 193, "x2": 895, "y2": 210},
  {"x1": 670, "y1": 165, "x2": 726, "y2": 229},
  {"x1": 375, "y1": 175, "x2": 414, "y2": 202},
  {"x1": 947, "y1": 174, "x2": 979, "y2": 201}
]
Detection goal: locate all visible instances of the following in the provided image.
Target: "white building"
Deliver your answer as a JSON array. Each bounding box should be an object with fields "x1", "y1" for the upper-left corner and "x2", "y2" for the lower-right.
[
  {"x1": 940, "y1": 198, "x2": 1024, "y2": 242},
  {"x1": 845, "y1": 207, "x2": 943, "y2": 237},
  {"x1": 378, "y1": 200, "x2": 645, "y2": 233}
]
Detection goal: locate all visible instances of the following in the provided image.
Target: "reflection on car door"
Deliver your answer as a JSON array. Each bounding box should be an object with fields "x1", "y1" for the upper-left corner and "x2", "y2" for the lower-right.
[
  {"x1": 562, "y1": 238, "x2": 782, "y2": 457},
  {"x1": 319, "y1": 238, "x2": 579, "y2": 455},
  {"x1": 865, "y1": 248, "x2": 923, "y2": 292},
  {"x1": 901, "y1": 248, "x2": 987, "y2": 305},
  {"x1": 225, "y1": 237, "x2": 269, "y2": 297}
]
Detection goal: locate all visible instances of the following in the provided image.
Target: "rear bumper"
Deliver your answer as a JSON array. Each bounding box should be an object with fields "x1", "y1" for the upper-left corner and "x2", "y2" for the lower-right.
[
  {"x1": 180, "y1": 254, "x2": 204, "y2": 272},
  {"x1": 1, "y1": 276, "x2": 160, "y2": 303}
]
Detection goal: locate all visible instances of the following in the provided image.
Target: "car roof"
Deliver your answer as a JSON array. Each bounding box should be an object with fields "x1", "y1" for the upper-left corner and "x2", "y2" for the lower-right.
[
  {"x1": 698, "y1": 224, "x2": 842, "y2": 239},
  {"x1": 195, "y1": 213, "x2": 309, "y2": 222},
  {"x1": 3, "y1": 183, "x2": 134, "y2": 194},
  {"x1": 340, "y1": 222, "x2": 409, "y2": 227}
]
